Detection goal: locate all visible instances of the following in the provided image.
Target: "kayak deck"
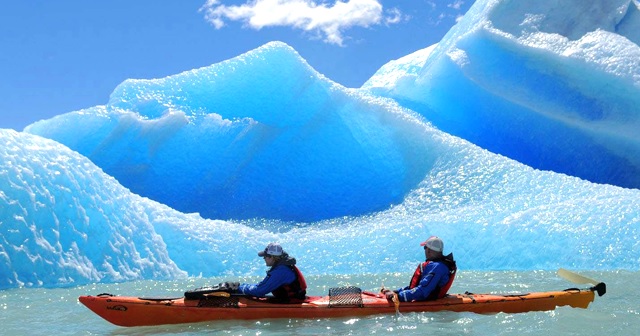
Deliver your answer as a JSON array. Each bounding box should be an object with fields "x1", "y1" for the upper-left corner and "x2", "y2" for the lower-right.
[{"x1": 78, "y1": 285, "x2": 601, "y2": 327}]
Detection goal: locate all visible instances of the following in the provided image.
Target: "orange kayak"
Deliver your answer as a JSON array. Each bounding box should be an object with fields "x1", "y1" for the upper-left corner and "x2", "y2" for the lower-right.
[{"x1": 78, "y1": 282, "x2": 605, "y2": 327}]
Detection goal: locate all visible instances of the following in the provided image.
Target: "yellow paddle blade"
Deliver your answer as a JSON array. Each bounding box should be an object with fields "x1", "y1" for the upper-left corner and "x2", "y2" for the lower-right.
[
  {"x1": 204, "y1": 291, "x2": 231, "y2": 297},
  {"x1": 392, "y1": 292, "x2": 400, "y2": 314}
]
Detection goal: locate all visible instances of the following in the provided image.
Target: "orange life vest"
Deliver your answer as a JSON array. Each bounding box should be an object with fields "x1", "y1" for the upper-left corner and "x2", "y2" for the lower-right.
[
  {"x1": 408, "y1": 256, "x2": 457, "y2": 299},
  {"x1": 271, "y1": 265, "x2": 307, "y2": 302}
]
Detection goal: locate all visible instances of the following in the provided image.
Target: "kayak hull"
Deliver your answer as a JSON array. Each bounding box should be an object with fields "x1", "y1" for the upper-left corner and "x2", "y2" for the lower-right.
[{"x1": 79, "y1": 288, "x2": 596, "y2": 327}]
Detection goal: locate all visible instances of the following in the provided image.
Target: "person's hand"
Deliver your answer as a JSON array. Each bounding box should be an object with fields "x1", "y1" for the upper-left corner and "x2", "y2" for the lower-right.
[{"x1": 381, "y1": 289, "x2": 396, "y2": 300}]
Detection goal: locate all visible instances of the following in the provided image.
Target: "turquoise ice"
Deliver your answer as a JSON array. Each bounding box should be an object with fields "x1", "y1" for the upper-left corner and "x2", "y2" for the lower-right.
[{"x1": 2, "y1": 0, "x2": 639, "y2": 290}]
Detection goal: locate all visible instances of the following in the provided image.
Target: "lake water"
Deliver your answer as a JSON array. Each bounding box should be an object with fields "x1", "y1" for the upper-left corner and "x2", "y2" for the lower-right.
[{"x1": 1, "y1": 270, "x2": 637, "y2": 335}]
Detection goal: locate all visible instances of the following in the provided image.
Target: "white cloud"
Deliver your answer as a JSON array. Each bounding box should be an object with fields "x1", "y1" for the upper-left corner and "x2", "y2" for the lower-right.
[
  {"x1": 199, "y1": 0, "x2": 402, "y2": 46},
  {"x1": 425, "y1": 1, "x2": 436, "y2": 11},
  {"x1": 447, "y1": 0, "x2": 464, "y2": 10},
  {"x1": 384, "y1": 7, "x2": 410, "y2": 26}
]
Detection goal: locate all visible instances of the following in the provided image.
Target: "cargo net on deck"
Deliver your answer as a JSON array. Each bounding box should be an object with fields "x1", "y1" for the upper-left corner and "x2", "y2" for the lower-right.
[
  {"x1": 197, "y1": 296, "x2": 240, "y2": 308},
  {"x1": 328, "y1": 286, "x2": 364, "y2": 308}
]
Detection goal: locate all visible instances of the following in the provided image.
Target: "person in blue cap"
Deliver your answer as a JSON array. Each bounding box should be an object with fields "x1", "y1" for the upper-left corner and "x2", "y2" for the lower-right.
[
  {"x1": 382, "y1": 236, "x2": 457, "y2": 302},
  {"x1": 236, "y1": 243, "x2": 308, "y2": 302}
]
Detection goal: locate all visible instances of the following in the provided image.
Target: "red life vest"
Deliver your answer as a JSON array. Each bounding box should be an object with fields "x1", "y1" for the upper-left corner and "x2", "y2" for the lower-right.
[
  {"x1": 408, "y1": 258, "x2": 457, "y2": 299},
  {"x1": 271, "y1": 265, "x2": 307, "y2": 302}
]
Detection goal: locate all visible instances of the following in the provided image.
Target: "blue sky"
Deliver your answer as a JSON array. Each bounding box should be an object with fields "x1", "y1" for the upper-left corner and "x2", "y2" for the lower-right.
[{"x1": 0, "y1": 0, "x2": 473, "y2": 131}]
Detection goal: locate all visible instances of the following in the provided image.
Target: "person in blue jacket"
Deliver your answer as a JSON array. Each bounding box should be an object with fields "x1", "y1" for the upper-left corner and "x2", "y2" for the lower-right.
[
  {"x1": 237, "y1": 243, "x2": 307, "y2": 302},
  {"x1": 382, "y1": 236, "x2": 457, "y2": 302}
]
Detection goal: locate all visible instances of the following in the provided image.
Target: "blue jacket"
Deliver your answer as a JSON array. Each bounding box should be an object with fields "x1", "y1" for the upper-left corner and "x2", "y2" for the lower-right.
[
  {"x1": 238, "y1": 264, "x2": 296, "y2": 298},
  {"x1": 395, "y1": 261, "x2": 451, "y2": 302}
]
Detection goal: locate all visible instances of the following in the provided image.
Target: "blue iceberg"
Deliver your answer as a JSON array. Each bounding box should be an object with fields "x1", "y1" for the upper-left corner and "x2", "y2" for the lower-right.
[
  {"x1": 24, "y1": 43, "x2": 436, "y2": 222},
  {"x1": 1, "y1": 0, "x2": 639, "y2": 290},
  {"x1": 364, "y1": 0, "x2": 640, "y2": 189}
]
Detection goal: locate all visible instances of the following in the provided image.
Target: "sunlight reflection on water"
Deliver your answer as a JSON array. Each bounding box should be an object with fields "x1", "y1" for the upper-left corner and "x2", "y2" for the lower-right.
[{"x1": 0, "y1": 270, "x2": 636, "y2": 336}]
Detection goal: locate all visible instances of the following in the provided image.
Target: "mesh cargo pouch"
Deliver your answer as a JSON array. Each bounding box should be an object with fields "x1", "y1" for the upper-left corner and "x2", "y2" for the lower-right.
[
  {"x1": 328, "y1": 286, "x2": 364, "y2": 308},
  {"x1": 197, "y1": 296, "x2": 240, "y2": 308}
]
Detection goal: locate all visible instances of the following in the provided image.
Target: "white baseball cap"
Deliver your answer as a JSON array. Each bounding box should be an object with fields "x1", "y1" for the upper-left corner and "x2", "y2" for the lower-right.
[
  {"x1": 420, "y1": 236, "x2": 444, "y2": 252},
  {"x1": 258, "y1": 243, "x2": 284, "y2": 257}
]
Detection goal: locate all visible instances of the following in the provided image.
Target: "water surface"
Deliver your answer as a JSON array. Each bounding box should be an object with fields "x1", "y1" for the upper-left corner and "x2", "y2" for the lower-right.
[{"x1": 1, "y1": 271, "x2": 634, "y2": 335}]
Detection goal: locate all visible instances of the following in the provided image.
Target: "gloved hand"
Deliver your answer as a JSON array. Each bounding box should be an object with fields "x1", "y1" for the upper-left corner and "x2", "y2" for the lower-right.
[{"x1": 381, "y1": 289, "x2": 397, "y2": 300}]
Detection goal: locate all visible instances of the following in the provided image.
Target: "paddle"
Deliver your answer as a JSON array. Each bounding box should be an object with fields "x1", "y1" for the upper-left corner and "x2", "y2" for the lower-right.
[
  {"x1": 557, "y1": 268, "x2": 598, "y2": 285},
  {"x1": 380, "y1": 285, "x2": 401, "y2": 315},
  {"x1": 391, "y1": 292, "x2": 400, "y2": 314},
  {"x1": 557, "y1": 268, "x2": 606, "y2": 297},
  {"x1": 204, "y1": 292, "x2": 231, "y2": 298}
]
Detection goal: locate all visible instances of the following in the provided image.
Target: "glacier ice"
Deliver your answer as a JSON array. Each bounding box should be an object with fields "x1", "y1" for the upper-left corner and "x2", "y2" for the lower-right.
[
  {"x1": 2, "y1": 0, "x2": 640, "y2": 290},
  {"x1": 25, "y1": 42, "x2": 440, "y2": 222},
  {"x1": 363, "y1": 0, "x2": 640, "y2": 189}
]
